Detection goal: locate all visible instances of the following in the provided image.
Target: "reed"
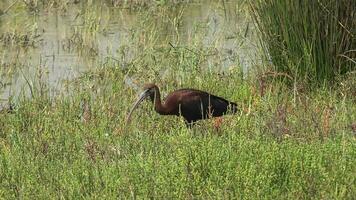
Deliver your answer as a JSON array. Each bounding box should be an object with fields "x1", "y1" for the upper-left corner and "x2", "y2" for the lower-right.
[{"x1": 250, "y1": 0, "x2": 356, "y2": 83}]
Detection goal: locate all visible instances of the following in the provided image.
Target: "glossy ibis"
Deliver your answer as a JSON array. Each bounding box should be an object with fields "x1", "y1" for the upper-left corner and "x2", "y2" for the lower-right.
[{"x1": 126, "y1": 83, "x2": 238, "y2": 127}]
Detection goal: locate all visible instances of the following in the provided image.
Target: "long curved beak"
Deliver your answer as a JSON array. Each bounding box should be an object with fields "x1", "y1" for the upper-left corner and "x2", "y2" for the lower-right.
[{"x1": 126, "y1": 89, "x2": 150, "y2": 124}]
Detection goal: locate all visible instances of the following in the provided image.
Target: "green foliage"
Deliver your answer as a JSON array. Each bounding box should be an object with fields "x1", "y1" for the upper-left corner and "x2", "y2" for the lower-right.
[{"x1": 251, "y1": 0, "x2": 356, "y2": 83}]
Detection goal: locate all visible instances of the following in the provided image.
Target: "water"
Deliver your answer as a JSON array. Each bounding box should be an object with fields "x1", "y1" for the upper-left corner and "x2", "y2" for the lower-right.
[{"x1": 0, "y1": 1, "x2": 259, "y2": 103}]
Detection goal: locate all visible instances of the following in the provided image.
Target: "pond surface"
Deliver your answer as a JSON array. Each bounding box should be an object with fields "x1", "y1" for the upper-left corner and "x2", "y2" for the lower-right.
[{"x1": 0, "y1": 0, "x2": 260, "y2": 104}]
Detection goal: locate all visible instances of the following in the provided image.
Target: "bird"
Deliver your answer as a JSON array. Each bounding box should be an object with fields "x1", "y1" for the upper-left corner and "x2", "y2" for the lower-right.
[{"x1": 126, "y1": 83, "x2": 238, "y2": 127}]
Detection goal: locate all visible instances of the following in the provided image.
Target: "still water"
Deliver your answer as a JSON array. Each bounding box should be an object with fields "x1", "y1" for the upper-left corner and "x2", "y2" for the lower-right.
[{"x1": 0, "y1": 1, "x2": 260, "y2": 104}]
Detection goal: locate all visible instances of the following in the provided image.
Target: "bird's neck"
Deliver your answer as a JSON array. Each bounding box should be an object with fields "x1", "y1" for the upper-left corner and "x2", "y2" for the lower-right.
[{"x1": 153, "y1": 88, "x2": 167, "y2": 115}]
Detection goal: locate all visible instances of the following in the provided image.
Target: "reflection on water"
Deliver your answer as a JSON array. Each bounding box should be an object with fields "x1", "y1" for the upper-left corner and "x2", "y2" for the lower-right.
[{"x1": 0, "y1": 1, "x2": 259, "y2": 102}]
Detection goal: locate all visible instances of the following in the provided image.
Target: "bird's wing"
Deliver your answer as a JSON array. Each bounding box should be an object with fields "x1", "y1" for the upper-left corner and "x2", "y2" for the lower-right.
[{"x1": 210, "y1": 94, "x2": 236, "y2": 106}]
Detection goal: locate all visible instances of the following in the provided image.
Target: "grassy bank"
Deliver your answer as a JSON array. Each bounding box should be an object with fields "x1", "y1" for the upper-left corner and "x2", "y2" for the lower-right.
[
  {"x1": 0, "y1": 0, "x2": 355, "y2": 199},
  {"x1": 1, "y1": 63, "x2": 355, "y2": 199}
]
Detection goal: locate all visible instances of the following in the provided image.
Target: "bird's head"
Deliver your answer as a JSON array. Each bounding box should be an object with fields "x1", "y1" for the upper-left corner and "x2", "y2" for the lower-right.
[
  {"x1": 142, "y1": 83, "x2": 158, "y2": 102},
  {"x1": 126, "y1": 83, "x2": 158, "y2": 124}
]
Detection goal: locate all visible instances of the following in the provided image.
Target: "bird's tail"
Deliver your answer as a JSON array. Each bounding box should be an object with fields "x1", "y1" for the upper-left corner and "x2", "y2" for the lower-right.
[{"x1": 229, "y1": 102, "x2": 238, "y2": 114}]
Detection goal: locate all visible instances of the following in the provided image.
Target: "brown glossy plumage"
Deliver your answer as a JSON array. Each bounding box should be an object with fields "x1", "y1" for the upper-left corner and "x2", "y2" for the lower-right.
[{"x1": 127, "y1": 83, "x2": 238, "y2": 126}]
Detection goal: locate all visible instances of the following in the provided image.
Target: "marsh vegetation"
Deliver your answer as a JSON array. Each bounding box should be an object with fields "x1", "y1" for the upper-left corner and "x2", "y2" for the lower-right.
[{"x1": 0, "y1": 0, "x2": 355, "y2": 199}]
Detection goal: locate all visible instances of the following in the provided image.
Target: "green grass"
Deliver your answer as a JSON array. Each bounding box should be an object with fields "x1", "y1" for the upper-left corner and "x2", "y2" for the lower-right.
[
  {"x1": 1, "y1": 63, "x2": 355, "y2": 199},
  {"x1": 0, "y1": 1, "x2": 355, "y2": 199}
]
